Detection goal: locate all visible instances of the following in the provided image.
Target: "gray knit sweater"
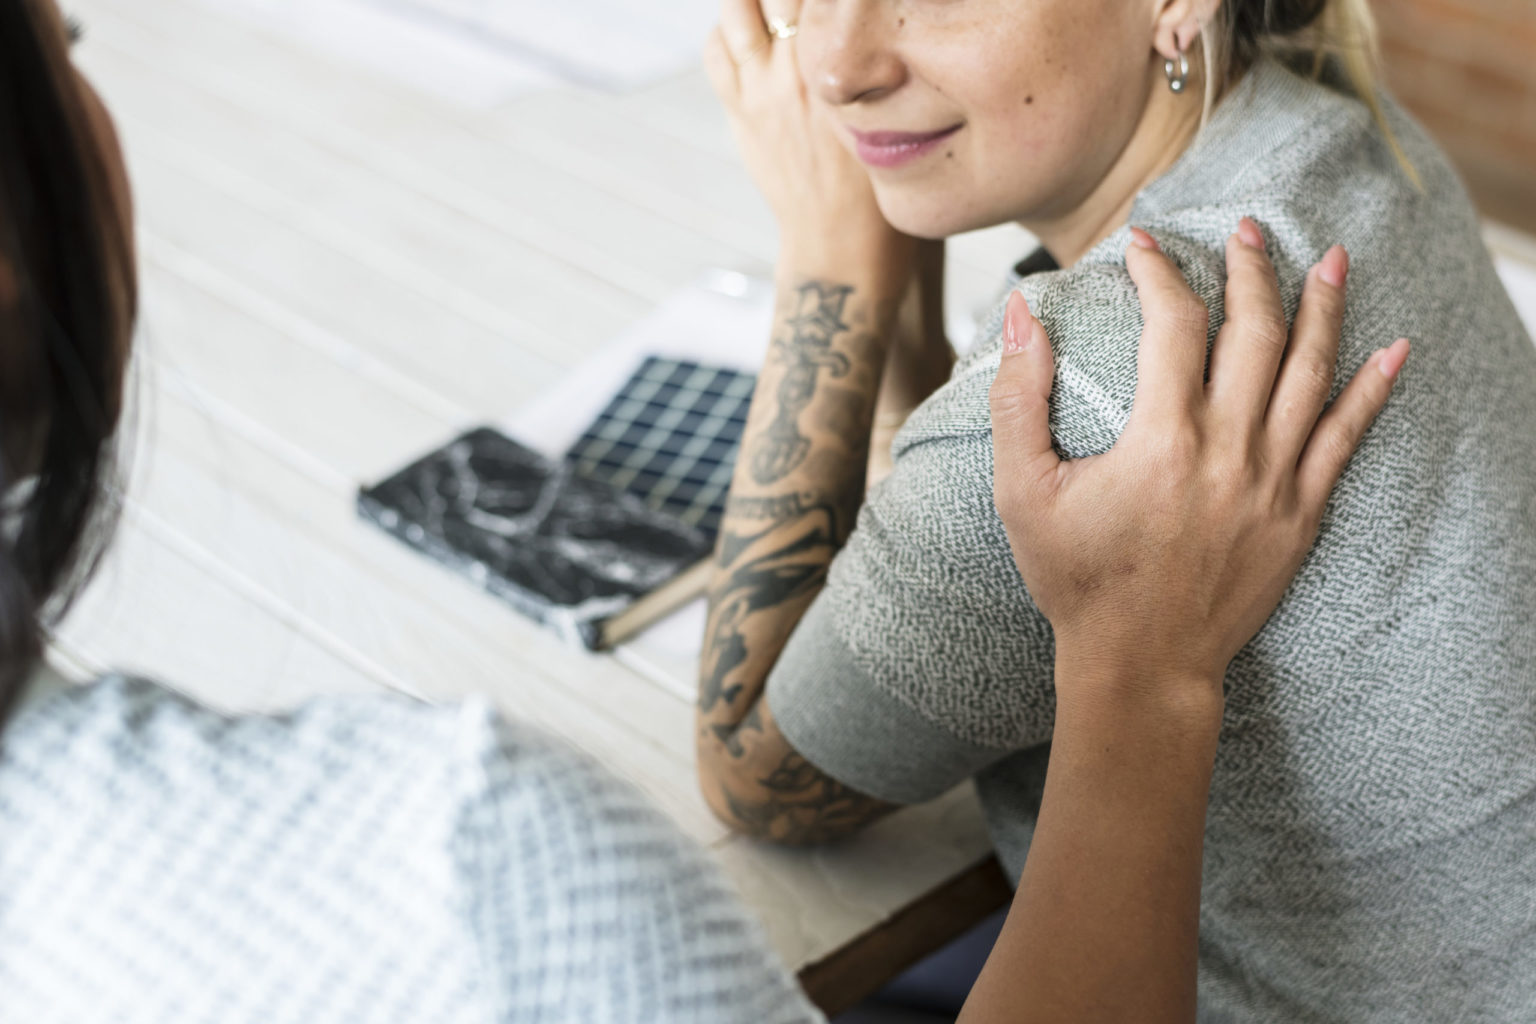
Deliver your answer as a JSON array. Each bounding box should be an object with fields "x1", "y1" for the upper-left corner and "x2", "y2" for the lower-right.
[{"x1": 768, "y1": 58, "x2": 1536, "y2": 1022}]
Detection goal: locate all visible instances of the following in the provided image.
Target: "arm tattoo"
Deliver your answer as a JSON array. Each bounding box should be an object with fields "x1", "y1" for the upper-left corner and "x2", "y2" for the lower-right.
[
  {"x1": 698, "y1": 503, "x2": 839, "y2": 716},
  {"x1": 723, "y1": 492, "x2": 818, "y2": 520},
  {"x1": 697, "y1": 275, "x2": 898, "y2": 844},
  {"x1": 712, "y1": 701, "x2": 765, "y2": 758},
  {"x1": 721, "y1": 748, "x2": 892, "y2": 845},
  {"x1": 750, "y1": 282, "x2": 856, "y2": 484}
]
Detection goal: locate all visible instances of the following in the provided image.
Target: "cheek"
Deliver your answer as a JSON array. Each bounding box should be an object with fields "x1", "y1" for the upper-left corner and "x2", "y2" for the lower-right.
[
  {"x1": 884, "y1": 47, "x2": 1146, "y2": 234},
  {"x1": 865, "y1": 79, "x2": 1082, "y2": 236},
  {"x1": 827, "y1": 0, "x2": 1149, "y2": 237}
]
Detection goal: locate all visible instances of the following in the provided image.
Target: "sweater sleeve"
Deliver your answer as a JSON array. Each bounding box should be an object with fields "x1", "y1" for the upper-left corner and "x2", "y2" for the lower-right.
[{"x1": 766, "y1": 229, "x2": 1234, "y2": 805}]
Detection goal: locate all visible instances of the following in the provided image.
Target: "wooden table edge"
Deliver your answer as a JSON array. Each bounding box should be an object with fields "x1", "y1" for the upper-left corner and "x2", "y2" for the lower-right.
[{"x1": 796, "y1": 853, "x2": 1013, "y2": 1018}]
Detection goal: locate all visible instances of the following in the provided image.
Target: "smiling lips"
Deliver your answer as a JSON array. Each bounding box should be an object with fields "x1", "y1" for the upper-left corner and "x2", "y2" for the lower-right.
[{"x1": 848, "y1": 124, "x2": 963, "y2": 169}]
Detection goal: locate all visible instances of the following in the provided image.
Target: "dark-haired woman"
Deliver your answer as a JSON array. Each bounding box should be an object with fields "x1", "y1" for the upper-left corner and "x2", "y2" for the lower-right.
[
  {"x1": 2, "y1": 1, "x2": 1412, "y2": 1022},
  {"x1": 698, "y1": 0, "x2": 1536, "y2": 1017}
]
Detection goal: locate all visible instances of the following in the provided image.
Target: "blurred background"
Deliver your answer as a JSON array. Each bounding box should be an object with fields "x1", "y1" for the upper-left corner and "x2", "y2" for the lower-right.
[{"x1": 1376, "y1": 0, "x2": 1535, "y2": 234}]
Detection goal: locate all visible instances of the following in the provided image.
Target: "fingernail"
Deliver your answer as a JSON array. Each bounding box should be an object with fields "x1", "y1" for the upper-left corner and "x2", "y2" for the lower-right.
[
  {"x1": 1004, "y1": 292, "x2": 1033, "y2": 354},
  {"x1": 1377, "y1": 337, "x2": 1410, "y2": 380},
  {"x1": 1129, "y1": 227, "x2": 1160, "y2": 251},
  {"x1": 1318, "y1": 244, "x2": 1348, "y2": 288},
  {"x1": 1237, "y1": 217, "x2": 1266, "y2": 251}
]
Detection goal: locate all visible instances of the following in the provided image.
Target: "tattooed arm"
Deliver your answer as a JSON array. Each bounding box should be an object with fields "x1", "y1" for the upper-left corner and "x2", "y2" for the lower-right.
[{"x1": 695, "y1": 273, "x2": 903, "y2": 844}]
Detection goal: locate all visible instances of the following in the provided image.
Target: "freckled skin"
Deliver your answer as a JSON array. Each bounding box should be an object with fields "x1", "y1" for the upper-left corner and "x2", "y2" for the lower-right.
[{"x1": 797, "y1": 0, "x2": 1163, "y2": 241}]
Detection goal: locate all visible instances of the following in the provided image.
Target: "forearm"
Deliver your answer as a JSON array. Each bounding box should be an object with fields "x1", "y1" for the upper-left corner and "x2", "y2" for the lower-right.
[
  {"x1": 695, "y1": 260, "x2": 902, "y2": 840},
  {"x1": 959, "y1": 657, "x2": 1223, "y2": 1024},
  {"x1": 869, "y1": 242, "x2": 954, "y2": 488}
]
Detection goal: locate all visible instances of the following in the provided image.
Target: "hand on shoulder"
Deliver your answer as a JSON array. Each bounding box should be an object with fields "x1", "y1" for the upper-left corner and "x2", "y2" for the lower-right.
[{"x1": 989, "y1": 219, "x2": 1409, "y2": 713}]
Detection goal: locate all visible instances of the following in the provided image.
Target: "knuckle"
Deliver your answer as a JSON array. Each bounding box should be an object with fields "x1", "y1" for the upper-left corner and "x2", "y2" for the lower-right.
[
  {"x1": 1297, "y1": 353, "x2": 1337, "y2": 400},
  {"x1": 1310, "y1": 269, "x2": 1347, "y2": 313},
  {"x1": 1319, "y1": 422, "x2": 1359, "y2": 469},
  {"x1": 1230, "y1": 242, "x2": 1268, "y2": 277},
  {"x1": 1319, "y1": 283, "x2": 1347, "y2": 323},
  {"x1": 1201, "y1": 444, "x2": 1252, "y2": 501},
  {"x1": 1145, "y1": 421, "x2": 1203, "y2": 477},
  {"x1": 1162, "y1": 294, "x2": 1210, "y2": 335},
  {"x1": 988, "y1": 377, "x2": 1033, "y2": 422},
  {"x1": 1245, "y1": 311, "x2": 1290, "y2": 354}
]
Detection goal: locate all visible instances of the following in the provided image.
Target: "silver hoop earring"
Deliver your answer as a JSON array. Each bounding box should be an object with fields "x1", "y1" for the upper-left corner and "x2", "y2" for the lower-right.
[{"x1": 1165, "y1": 51, "x2": 1190, "y2": 94}]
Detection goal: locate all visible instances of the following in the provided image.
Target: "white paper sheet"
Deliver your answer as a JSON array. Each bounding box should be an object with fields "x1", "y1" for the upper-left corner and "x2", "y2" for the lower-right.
[{"x1": 503, "y1": 269, "x2": 774, "y2": 457}]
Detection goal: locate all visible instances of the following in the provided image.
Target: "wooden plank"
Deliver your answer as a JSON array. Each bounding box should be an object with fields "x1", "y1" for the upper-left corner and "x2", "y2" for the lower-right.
[
  {"x1": 76, "y1": 0, "x2": 750, "y2": 300},
  {"x1": 52, "y1": 514, "x2": 392, "y2": 712},
  {"x1": 140, "y1": 233, "x2": 467, "y2": 478},
  {"x1": 125, "y1": 159, "x2": 570, "y2": 417},
  {"x1": 798, "y1": 855, "x2": 1012, "y2": 1018},
  {"x1": 79, "y1": 37, "x2": 649, "y2": 361},
  {"x1": 138, "y1": 248, "x2": 460, "y2": 484}
]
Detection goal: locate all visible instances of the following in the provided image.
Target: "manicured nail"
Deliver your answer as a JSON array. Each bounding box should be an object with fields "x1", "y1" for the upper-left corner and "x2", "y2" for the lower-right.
[
  {"x1": 1004, "y1": 292, "x2": 1034, "y2": 354},
  {"x1": 1318, "y1": 244, "x2": 1348, "y2": 288},
  {"x1": 1377, "y1": 337, "x2": 1410, "y2": 380},
  {"x1": 1237, "y1": 217, "x2": 1266, "y2": 251},
  {"x1": 1129, "y1": 227, "x2": 1160, "y2": 251}
]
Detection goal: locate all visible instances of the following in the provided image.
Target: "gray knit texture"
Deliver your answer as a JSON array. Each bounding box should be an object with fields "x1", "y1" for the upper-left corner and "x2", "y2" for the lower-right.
[
  {"x1": 0, "y1": 677, "x2": 821, "y2": 1024},
  {"x1": 769, "y1": 58, "x2": 1536, "y2": 1022}
]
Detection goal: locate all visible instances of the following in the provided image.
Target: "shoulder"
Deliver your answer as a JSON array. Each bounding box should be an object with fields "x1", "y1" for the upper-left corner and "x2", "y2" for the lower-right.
[
  {"x1": 895, "y1": 244, "x2": 1151, "y2": 461},
  {"x1": 898, "y1": 62, "x2": 1500, "y2": 461}
]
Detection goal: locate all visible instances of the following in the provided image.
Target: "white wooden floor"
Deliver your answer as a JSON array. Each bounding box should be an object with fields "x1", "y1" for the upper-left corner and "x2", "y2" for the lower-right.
[
  {"x1": 54, "y1": 0, "x2": 1029, "y2": 978},
  {"x1": 52, "y1": 0, "x2": 1536, "y2": 987}
]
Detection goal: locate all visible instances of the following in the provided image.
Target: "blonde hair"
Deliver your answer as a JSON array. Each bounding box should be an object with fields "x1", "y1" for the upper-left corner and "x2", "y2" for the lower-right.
[{"x1": 1197, "y1": 0, "x2": 1420, "y2": 186}]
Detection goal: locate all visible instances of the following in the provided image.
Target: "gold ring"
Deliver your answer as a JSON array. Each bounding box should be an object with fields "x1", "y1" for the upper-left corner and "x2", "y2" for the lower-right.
[{"x1": 767, "y1": 16, "x2": 798, "y2": 40}]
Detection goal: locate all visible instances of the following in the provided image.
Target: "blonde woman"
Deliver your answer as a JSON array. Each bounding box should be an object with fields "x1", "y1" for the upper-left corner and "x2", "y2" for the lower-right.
[{"x1": 698, "y1": 0, "x2": 1536, "y2": 1018}]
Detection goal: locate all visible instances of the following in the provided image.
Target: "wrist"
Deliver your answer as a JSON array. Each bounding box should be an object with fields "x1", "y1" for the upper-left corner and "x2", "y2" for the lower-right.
[
  {"x1": 1052, "y1": 642, "x2": 1226, "y2": 736},
  {"x1": 778, "y1": 234, "x2": 914, "y2": 296}
]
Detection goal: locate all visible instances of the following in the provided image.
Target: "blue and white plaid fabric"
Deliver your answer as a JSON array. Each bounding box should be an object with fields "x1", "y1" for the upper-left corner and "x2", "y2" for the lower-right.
[{"x1": 0, "y1": 676, "x2": 822, "y2": 1024}]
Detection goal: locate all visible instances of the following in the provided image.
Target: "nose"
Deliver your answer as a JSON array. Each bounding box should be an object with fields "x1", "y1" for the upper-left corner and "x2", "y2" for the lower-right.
[{"x1": 805, "y1": 3, "x2": 906, "y2": 107}]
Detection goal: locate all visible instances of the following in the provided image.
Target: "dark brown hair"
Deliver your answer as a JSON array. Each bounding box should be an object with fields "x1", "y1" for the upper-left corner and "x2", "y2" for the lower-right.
[
  {"x1": 1199, "y1": 0, "x2": 1418, "y2": 185},
  {"x1": 1228, "y1": 0, "x2": 1330, "y2": 67},
  {"x1": 0, "y1": 0, "x2": 138, "y2": 725}
]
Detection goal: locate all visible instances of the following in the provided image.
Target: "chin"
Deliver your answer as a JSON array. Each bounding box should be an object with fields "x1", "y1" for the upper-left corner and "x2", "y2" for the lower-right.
[{"x1": 873, "y1": 184, "x2": 1006, "y2": 241}]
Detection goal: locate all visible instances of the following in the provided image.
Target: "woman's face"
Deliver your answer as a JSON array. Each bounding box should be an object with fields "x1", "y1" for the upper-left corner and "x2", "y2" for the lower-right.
[{"x1": 797, "y1": 0, "x2": 1160, "y2": 239}]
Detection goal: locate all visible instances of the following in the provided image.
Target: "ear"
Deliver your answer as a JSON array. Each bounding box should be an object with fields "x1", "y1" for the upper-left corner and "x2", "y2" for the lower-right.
[{"x1": 1151, "y1": 0, "x2": 1222, "y2": 61}]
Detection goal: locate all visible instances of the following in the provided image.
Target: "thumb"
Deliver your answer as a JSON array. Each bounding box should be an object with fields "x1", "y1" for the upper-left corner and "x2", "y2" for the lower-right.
[{"x1": 989, "y1": 290, "x2": 1062, "y2": 511}]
